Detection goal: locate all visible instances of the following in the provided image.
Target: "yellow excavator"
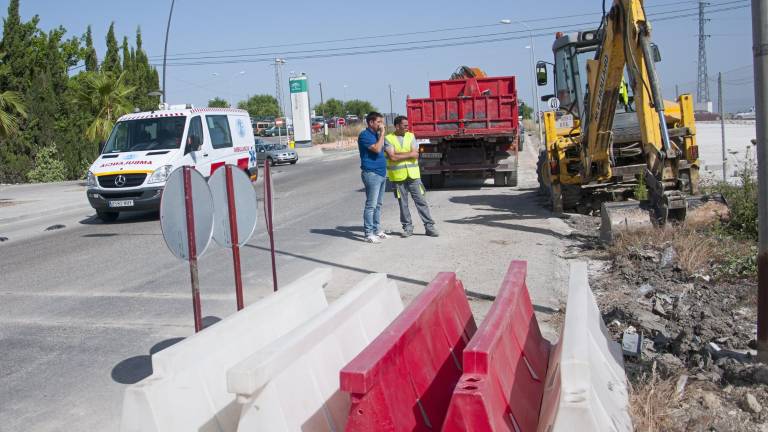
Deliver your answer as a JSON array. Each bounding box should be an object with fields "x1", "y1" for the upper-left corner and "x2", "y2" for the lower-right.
[{"x1": 535, "y1": 0, "x2": 727, "y2": 240}]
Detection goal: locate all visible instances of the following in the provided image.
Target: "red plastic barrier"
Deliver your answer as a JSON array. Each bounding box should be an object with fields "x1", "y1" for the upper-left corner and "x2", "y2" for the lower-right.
[
  {"x1": 442, "y1": 261, "x2": 551, "y2": 432},
  {"x1": 340, "y1": 272, "x2": 477, "y2": 432}
]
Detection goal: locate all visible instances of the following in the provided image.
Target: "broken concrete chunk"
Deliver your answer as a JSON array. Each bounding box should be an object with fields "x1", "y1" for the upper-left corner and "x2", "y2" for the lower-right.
[
  {"x1": 622, "y1": 330, "x2": 643, "y2": 358},
  {"x1": 743, "y1": 393, "x2": 762, "y2": 414},
  {"x1": 638, "y1": 284, "x2": 656, "y2": 298},
  {"x1": 701, "y1": 391, "x2": 722, "y2": 410}
]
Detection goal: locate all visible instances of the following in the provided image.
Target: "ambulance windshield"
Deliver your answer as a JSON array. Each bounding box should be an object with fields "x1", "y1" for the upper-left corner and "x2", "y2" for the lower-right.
[{"x1": 102, "y1": 116, "x2": 187, "y2": 153}]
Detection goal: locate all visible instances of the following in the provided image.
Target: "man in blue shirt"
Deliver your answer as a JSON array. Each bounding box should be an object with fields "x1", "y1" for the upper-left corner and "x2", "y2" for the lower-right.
[{"x1": 358, "y1": 112, "x2": 389, "y2": 243}]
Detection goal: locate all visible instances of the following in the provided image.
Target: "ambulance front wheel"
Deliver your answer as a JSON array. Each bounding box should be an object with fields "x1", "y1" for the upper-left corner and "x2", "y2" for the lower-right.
[{"x1": 96, "y1": 210, "x2": 119, "y2": 223}]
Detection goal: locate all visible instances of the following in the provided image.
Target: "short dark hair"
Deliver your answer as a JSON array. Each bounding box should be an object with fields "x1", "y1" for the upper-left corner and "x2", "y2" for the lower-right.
[
  {"x1": 394, "y1": 116, "x2": 408, "y2": 126},
  {"x1": 366, "y1": 112, "x2": 383, "y2": 124}
]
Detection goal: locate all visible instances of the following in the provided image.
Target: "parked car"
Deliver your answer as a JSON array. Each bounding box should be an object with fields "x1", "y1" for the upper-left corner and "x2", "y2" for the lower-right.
[
  {"x1": 254, "y1": 141, "x2": 298, "y2": 166},
  {"x1": 345, "y1": 114, "x2": 359, "y2": 123},
  {"x1": 252, "y1": 121, "x2": 273, "y2": 136},
  {"x1": 262, "y1": 126, "x2": 293, "y2": 137}
]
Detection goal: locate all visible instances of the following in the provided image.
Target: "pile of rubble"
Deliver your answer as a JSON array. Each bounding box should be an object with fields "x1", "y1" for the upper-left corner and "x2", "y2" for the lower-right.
[{"x1": 564, "y1": 214, "x2": 765, "y2": 430}]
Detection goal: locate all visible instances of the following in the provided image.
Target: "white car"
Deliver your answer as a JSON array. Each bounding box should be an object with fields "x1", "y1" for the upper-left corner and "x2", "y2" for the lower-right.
[
  {"x1": 734, "y1": 107, "x2": 756, "y2": 120},
  {"x1": 85, "y1": 104, "x2": 259, "y2": 222}
]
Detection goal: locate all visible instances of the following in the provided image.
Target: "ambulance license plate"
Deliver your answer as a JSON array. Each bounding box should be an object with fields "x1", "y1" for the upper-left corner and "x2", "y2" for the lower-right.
[
  {"x1": 109, "y1": 200, "x2": 134, "y2": 208},
  {"x1": 420, "y1": 152, "x2": 442, "y2": 159}
]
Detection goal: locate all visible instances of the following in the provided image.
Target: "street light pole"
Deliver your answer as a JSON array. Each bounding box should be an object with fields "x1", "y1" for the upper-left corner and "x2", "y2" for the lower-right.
[
  {"x1": 161, "y1": 0, "x2": 176, "y2": 104},
  {"x1": 751, "y1": 0, "x2": 768, "y2": 362},
  {"x1": 501, "y1": 19, "x2": 542, "y2": 145},
  {"x1": 389, "y1": 84, "x2": 394, "y2": 126}
]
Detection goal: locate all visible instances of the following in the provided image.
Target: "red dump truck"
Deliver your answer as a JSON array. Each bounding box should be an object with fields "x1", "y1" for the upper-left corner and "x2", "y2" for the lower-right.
[{"x1": 406, "y1": 74, "x2": 520, "y2": 188}]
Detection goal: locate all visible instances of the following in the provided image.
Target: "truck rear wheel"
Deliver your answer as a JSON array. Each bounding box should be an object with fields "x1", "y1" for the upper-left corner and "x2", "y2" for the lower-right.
[
  {"x1": 509, "y1": 170, "x2": 518, "y2": 187},
  {"x1": 96, "y1": 211, "x2": 119, "y2": 223}
]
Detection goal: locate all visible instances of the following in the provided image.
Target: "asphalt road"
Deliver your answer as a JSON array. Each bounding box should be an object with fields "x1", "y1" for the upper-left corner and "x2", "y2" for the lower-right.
[{"x1": 0, "y1": 142, "x2": 574, "y2": 431}]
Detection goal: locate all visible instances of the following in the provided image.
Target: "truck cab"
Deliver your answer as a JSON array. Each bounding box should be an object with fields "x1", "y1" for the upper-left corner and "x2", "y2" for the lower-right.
[{"x1": 85, "y1": 104, "x2": 258, "y2": 222}]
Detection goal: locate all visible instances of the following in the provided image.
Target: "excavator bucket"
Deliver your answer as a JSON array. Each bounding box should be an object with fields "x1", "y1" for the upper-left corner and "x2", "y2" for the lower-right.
[
  {"x1": 600, "y1": 201, "x2": 654, "y2": 243},
  {"x1": 600, "y1": 194, "x2": 730, "y2": 243}
]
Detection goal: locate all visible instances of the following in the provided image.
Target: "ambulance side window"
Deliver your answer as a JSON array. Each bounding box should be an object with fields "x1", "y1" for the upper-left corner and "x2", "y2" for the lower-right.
[
  {"x1": 186, "y1": 116, "x2": 203, "y2": 153},
  {"x1": 206, "y1": 115, "x2": 233, "y2": 149}
]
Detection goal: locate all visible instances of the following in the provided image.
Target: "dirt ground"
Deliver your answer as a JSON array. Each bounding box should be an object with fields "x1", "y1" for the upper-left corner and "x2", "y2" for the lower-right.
[{"x1": 561, "y1": 213, "x2": 765, "y2": 432}]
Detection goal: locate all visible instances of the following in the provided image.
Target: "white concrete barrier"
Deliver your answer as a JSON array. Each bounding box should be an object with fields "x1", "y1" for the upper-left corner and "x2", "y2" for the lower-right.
[
  {"x1": 120, "y1": 268, "x2": 332, "y2": 432},
  {"x1": 537, "y1": 262, "x2": 633, "y2": 432},
  {"x1": 227, "y1": 273, "x2": 403, "y2": 431}
]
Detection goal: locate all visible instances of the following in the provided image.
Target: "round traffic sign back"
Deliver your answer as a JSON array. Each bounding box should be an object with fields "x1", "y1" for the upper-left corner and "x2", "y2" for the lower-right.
[
  {"x1": 209, "y1": 166, "x2": 259, "y2": 248},
  {"x1": 160, "y1": 167, "x2": 214, "y2": 260}
]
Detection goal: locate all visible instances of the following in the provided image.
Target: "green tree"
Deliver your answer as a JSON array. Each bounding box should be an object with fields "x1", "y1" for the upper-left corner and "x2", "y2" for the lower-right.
[
  {"x1": 237, "y1": 94, "x2": 279, "y2": 118},
  {"x1": 0, "y1": 0, "x2": 40, "y2": 92},
  {"x1": 314, "y1": 98, "x2": 344, "y2": 117},
  {"x1": 74, "y1": 71, "x2": 135, "y2": 142},
  {"x1": 0, "y1": 89, "x2": 26, "y2": 138},
  {"x1": 121, "y1": 36, "x2": 131, "y2": 72},
  {"x1": 26, "y1": 143, "x2": 66, "y2": 182},
  {"x1": 519, "y1": 102, "x2": 532, "y2": 120},
  {"x1": 343, "y1": 99, "x2": 376, "y2": 118},
  {"x1": 102, "y1": 22, "x2": 121, "y2": 74},
  {"x1": 208, "y1": 97, "x2": 229, "y2": 108},
  {"x1": 131, "y1": 27, "x2": 160, "y2": 110},
  {"x1": 84, "y1": 25, "x2": 98, "y2": 72}
]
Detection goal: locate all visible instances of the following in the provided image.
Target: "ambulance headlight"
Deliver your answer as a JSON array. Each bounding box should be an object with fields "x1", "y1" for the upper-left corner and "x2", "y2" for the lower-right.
[
  {"x1": 148, "y1": 165, "x2": 173, "y2": 184},
  {"x1": 86, "y1": 171, "x2": 97, "y2": 187}
]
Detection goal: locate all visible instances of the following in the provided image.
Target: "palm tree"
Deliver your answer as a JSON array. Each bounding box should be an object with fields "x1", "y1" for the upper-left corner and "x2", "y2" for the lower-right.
[
  {"x1": 0, "y1": 89, "x2": 27, "y2": 139},
  {"x1": 75, "y1": 71, "x2": 135, "y2": 142}
]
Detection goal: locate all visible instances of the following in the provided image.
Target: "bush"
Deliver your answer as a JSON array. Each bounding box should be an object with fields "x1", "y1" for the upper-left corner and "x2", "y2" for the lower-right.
[
  {"x1": 27, "y1": 144, "x2": 67, "y2": 183},
  {"x1": 709, "y1": 156, "x2": 758, "y2": 241}
]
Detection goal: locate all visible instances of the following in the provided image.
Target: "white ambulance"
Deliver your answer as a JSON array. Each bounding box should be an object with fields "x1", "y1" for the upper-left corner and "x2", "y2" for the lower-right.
[{"x1": 85, "y1": 104, "x2": 259, "y2": 222}]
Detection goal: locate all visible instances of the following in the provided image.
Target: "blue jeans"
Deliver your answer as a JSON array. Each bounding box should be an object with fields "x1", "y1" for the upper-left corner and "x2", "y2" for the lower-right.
[{"x1": 361, "y1": 171, "x2": 386, "y2": 236}]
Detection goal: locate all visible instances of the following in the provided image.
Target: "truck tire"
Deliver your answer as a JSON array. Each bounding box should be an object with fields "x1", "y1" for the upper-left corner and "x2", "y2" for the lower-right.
[
  {"x1": 509, "y1": 170, "x2": 518, "y2": 187},
  {"x1": 97, "y1": 211, "x2": 119, "y2": 223},
  {"x1": 536, "y1": 150, "x2": 547, "y2": 196}
]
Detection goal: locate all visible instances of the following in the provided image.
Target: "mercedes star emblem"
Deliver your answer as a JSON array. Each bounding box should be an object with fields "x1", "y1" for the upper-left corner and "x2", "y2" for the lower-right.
[{"x1": 114, "y1": 175, "x2": 127, "y2": 187}]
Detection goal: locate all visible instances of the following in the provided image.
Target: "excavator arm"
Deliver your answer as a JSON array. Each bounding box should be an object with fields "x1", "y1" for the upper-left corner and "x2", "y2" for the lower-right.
[{"x1": 583, "y1": 0, "x2": 686, "y2": 221}]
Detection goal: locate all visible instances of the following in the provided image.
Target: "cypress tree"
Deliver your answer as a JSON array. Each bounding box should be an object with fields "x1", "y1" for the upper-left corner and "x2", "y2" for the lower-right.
[
  {"x1": 84, "y1": 25, "x2": 98, "y2": 72},
  {"x1": 121, "y1": 36, "x2": 130, "y2": 71},
  {"x1": 102, "y1": 22, "x2": 121, "y2": 74}
]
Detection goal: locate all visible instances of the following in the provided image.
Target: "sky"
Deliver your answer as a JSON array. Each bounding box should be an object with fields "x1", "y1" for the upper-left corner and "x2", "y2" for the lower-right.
[{"x1": 1, "y1": 0, "x2": 755, "y2": 114}]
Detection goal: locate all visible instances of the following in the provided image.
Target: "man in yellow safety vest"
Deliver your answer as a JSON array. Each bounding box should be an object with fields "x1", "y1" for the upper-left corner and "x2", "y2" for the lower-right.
[{"x1": 384, "y1": 116, "x2": 438, "y2": 237}]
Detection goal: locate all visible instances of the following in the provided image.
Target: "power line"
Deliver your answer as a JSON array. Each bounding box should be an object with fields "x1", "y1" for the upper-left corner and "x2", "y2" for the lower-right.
[
  {"x1": 152, "y1": 4, "x2": 750, "y2": 67},
  {"x1": 147, "y1": 0, "x2": 733, "y2": 60}
]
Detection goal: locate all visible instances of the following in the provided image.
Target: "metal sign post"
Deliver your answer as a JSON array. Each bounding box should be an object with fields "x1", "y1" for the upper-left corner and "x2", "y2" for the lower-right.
[
  {"x1": 160, "y1": 166, "x2": 213, "y2": 332},
  {"x1": 209, "y1": 165, "x2": 259, "y2": 311},
  {"x1": 225, "y1": 166, "x2": 244, "y2": 309},
  {"x1": 161, "y1": 166, "x2": 214, "y2": 333},
  {"x1": 263, "y1": 160, "x2": 278, "y2": 291},
  {"x1": 751, "y1": 0, "x2": 768, "y2": 362},
  {"x1": 183, "y1": 167, "x2": 203, "y2": 332}
]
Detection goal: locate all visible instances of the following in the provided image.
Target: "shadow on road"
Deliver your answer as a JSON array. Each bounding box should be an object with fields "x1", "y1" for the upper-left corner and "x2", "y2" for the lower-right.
[
  {"x1": 110, "y1": 316, "x2": 221, "y2": 385},
  {"x1": 309, "y1": 225, "x2": 365, "y2": 242},
  {"x1": 243, "y1": 243, "x2": 430, "y2": 287},
  {"x1": 79, "y1": 211, "x2": 159, "y2": 226},
  {"x1": 445, "y1": 191, "x2": 568, "y2": 238}
]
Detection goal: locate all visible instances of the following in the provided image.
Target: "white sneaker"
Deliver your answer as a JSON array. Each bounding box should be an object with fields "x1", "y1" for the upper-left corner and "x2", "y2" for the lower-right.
[
  {"x1": 376, "y1": 231, "x2": 391, "y2": 240},
  {"x1": 364, "y1": 235, "x2": 381, "y2": 244}
]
